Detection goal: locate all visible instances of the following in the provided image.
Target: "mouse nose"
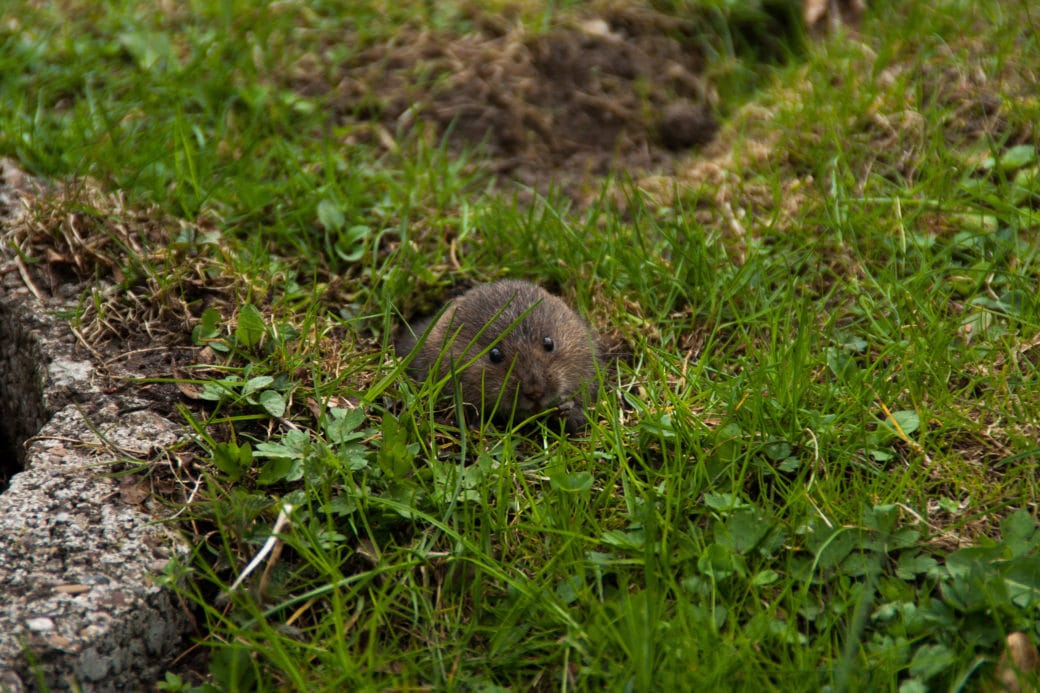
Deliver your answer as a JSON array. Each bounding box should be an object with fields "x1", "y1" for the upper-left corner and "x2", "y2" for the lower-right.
[{"x1": 521, "y1": 371, "x2": 547, "y2": 403}]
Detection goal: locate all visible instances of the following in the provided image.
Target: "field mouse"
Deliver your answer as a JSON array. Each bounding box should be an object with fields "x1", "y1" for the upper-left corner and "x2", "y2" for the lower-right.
[{"x1": 396, "y1": 280, "x2": 600, "y2": 431}]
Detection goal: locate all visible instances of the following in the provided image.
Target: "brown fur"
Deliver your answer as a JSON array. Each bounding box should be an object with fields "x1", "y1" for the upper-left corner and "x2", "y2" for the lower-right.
[{"x1": 396, "y1": 280, "x2": 599, "y2": 431}]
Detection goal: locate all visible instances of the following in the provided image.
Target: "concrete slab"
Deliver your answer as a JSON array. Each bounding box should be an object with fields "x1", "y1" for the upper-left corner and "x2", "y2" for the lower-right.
[{"x1": 0, "y1": 160, "x2": 191, "y2": 691}]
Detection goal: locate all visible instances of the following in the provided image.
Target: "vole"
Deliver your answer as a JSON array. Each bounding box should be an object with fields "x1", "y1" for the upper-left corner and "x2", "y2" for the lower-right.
[{"x1": 396, "y1": 280, "x2": 600, "y2": 432}]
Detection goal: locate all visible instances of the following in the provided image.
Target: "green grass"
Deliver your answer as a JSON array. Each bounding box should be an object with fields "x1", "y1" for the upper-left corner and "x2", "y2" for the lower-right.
[{"x1": 4, "y1": 0, "x2": 1040, "y2": 691}]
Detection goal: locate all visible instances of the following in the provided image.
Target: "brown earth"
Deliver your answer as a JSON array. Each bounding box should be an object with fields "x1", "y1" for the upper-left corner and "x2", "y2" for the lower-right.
[{"x1": 303, "y1": 5, "x2": 720, "y2": 200}]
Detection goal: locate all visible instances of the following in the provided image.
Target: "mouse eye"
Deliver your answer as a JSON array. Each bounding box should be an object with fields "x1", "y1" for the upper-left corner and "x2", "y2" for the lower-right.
[
  {"x1": 488, "y1": 347, "x2": 504, "y2": 364},
  {"x1": 542, "y1": 336, "x2": 554, "y2": 352}
]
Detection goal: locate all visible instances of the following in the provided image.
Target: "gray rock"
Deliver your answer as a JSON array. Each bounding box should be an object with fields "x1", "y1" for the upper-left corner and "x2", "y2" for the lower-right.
[{"x1": 0, "y1": 159, "x2": 191, "y2": 691}]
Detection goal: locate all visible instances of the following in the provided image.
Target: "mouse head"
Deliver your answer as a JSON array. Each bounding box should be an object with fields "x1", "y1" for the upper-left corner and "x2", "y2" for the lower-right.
[{"x1": 434, "y1": 281, "x2": 598, "y2": 422}]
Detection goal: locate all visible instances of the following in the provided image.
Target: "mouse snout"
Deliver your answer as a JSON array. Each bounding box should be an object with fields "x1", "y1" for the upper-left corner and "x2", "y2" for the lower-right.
[{"x1": 521, "y1": 370, "x2": 547, "y2": 403}]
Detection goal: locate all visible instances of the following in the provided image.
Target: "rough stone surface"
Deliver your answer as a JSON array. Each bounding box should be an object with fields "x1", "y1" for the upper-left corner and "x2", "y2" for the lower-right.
[{"x1": 0, "y1": 160, "x2": 191, "y2": 691}]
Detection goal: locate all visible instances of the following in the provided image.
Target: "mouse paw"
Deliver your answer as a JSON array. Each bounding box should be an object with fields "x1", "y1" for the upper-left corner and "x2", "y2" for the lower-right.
[{"x1": 558, "y1": 401, "x2": 589, "y2": 434}]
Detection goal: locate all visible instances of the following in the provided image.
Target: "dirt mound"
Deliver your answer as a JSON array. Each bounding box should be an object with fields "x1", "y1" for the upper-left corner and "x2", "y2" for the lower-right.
[{"x1": 328, "y1": 6, "x2": 719, "y2": 196}]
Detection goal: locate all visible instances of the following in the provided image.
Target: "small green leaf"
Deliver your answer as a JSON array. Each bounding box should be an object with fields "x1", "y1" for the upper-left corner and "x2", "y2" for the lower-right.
[
  {"x1": 722, "y1": 507, "x2": 774, "y2": 555},
  {"x1": 762, "y1": 440, "x2": 792, "y2": 461},
  {"x1": 326, "y1": 407, "x2": 367, "y2": 444},
  {"x1": 891, "y1": 410, "x2": 919, "y2": 435},
  {"x1": 549, "y1": 470, "x2": 594, "y2": 493},
  {"x1": 242, "y1": 375, "x2": 274, "y2": 396},
  {"x1": 117, "y1": 30, "x2": 179, "y2": 72},
  {"x1": 879, "y1": 410, "x2": 919, "y2": 439},
  {"x1": 908, "y1": 643, "x2": 956, "y2": 680},
  {"x1": 192, "y1": 307, "x2": 223, "y2": 347},
  {"x1": 895, "y1": 553, "x2": 938, "y2": 579},
  {"x1": 898, "y1": 679, "x2": 928, "y2": 693},
  {"x1": 257, "y1": 457, "x2": 301, "y2": 485},
  {"x1": 997, "y1": 290, "x2": 1030, "y2": 317},
  {"x1": 704, "y1": 492, "x2": 745, "y2": 512},
  {"x1": 1004, "y1": 556, "x2": 1040, "y2": 608},
  {"x1": 385, "y1": 481, "x2": 421, "y2": 518},
  {"x1": 751, "y1": 570, "x2": 779, "y2": 586},
  {"x1": 683, "y1": 601, "x2": 727, "y2": 630},
  {"x1": 258, "y1": 390, "x2": 286, "y2": 418},
  {"x1": 254, "y1": 429, "x2": 310, "y2": 459},
  {"x1": 317, "y1": 199, "x2": 345, "y2": 230},
  {"x1": 950, "y1": 212, "x2": 999, "y2": 233},
  {"x1": 873, "y1": 602, "x2": 899, "y2": 621},
  {"x1": 324, "y1": 495, "x2": 358, "y2": 517},
  {"x1": 957, "y1": 176, "x2": 997, "y2": 195},
  {"x1": 335, "y1": 225, "x2": 370, "y2": 263},
  {"x1": 999, "y1": 144, "x2": 1037, "y2": 171},
  {"x1": 1011, "y1": 166, "x2": 1040, "y2": 205},
  {"x1": 601, "y1": 530, "x2": 645, "y2": 550},
  {"x1": 889, "y1": 527, "x2": 921, "y2": 549},
  {"x1": 555, "y1": 575, "x2": 582, "y2": 604},
  {"x1": 210, "y1": 441, "x2": 251, "y2": 481},
  {"x1": 746, "y1": 612, "x2": 807, "y2": 645},
  {"x1": 156, "y1": 671, "x2": 187, "y2": 692},
  {"x1": 377, "y1": 413, "x2": 414, "y2": 479},
  {"x1": 1002, "y1": 509, "x2": 1039, "y2": 557},
  {"x1": 814, "y1": 529, "x2": 857, "y2": 570},
  {"x1": 840, "y1": 551, "x2": 878, "y2": 577},
  {"x1": 235, "y1": 304, "x2": 266, "y2": 349},
  {"x1": 864, "y1": 504, "x2": 900, "y2": 535},
  {"x1": 199, "y1": 379, "x2": 233, "y2": 402},
  {"x1": 698, "y1": 543, "x2": 743, "y2": 580},
  {"x1": 337, "y1": 443, "x2": 371, "y2": 471},
  {"x1": 710, "y1": 423, "x2": 743, "y2": 463},
  {"x1": 826, "y1": 346, "x2": 857, "y2": 381}
]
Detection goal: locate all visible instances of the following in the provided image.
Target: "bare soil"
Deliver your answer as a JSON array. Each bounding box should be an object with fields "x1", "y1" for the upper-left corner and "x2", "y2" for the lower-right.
[{"x1": 312, "y1": 5, "x2": 719, "y2": 199}]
